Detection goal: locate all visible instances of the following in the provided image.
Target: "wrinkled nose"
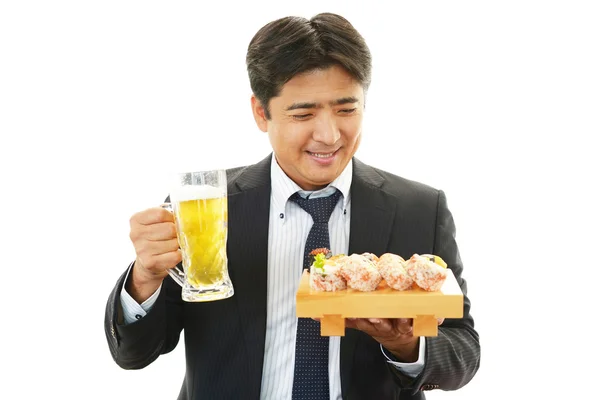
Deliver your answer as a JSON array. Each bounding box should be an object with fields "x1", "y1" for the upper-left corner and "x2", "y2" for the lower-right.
[{"x1": 313, "y1": 115, "x2": 341, "y2": 145}]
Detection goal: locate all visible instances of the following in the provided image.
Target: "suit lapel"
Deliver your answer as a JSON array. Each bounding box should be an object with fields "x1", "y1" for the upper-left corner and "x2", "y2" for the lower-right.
[
  {"x1": 226, "y1": 155, "x2": 271, "y2": 398},
  {"x1": 341, "y1": 158, "x2": 396, "y2": 397},
  {"x1": 347, "y1": 159, "x2": 396, "y2": 256}
]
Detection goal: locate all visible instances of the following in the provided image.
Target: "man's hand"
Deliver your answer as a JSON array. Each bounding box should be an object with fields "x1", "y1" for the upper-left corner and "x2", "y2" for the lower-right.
[
  {"x1": 127, "y1": 207, "x2": 182, "y2": 303},
  {"x1": 345, "y1": 318, "x2": 445, "y2": 362}
]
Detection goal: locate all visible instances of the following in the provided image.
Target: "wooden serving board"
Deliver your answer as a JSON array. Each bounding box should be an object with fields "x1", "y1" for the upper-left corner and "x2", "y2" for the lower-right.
[{"x1": 296, "y1": 269, "x2": 464, "y2": 337}]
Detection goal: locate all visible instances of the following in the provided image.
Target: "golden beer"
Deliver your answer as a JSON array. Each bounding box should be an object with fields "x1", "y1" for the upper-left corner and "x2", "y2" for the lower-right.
[
  {"x1": 174, "y1": 196, "x2": 228, "y2": 288},
  {"x1": 165, "y1": 170, "x2": 233, "y2": 302}
]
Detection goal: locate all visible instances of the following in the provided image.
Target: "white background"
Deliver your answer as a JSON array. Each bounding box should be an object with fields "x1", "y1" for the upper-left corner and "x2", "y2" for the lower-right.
[{"x1": 1, "y1": 1, "x2": 599, "y2": 399}]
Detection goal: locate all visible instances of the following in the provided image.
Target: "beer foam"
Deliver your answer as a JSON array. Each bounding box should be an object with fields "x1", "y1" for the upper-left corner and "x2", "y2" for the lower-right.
[{"x1": 170, "y1": 185, "x2": 224, "y2": 202}]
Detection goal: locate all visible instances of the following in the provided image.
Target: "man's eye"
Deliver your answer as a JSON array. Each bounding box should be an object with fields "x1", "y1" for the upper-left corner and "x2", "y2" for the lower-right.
[
  {"x1": 292, "y1": 114, "x2": 311, "y2": 120},
  {"x1": 339, "y1": 108, "x2": 357, "y2": 114}
]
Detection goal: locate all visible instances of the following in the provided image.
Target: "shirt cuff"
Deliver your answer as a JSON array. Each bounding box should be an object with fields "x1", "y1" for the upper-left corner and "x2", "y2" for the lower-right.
[
  {"x1": 381, "y1": 337, "x2": 426, "y2": 378},
  {"x1": 119, "y1": 265, "x2": 162, "y2": 325}
]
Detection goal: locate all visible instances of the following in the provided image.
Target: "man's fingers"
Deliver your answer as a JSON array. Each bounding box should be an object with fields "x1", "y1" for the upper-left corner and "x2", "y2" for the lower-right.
[
  {"x1": 137, "y1": 222, "x2": 178, "y2": 241},
  {"x1": 353, "y1": 318, "x2": 376, "y2": 333},
  {"x1": 149, "y1": 238, "x2": 180, "y2": 255},
  {"x1": 131, "y1": 207, "x2": 174, "y2": 226},
  {"x1": 137, "y1": 249, "x2": 182, "y2": 274},
  {"x1": 368, "y1": 318, "x2": 393, "y2": 332},
  {"x1": 347, "y1": 317, "x2": 437, "y2": 337},
  {"x1": 345, "y1": 318, "x2": 367, "y2": 331},
  {"x1": 394, "y1": 318, "x2": 414, "y2": 336},
  {"x1": 346, "y1": 318, "x2": 394, "y2": 335},
  {"x1": 135, "y1": 238, "x2": 180, "y2": 257},
  {"x1": 155, "y1": 250, "x2": 183, "y2": 270},
  {"x1": 345, "y1": 318, "x2": 357, "y2": 329}
]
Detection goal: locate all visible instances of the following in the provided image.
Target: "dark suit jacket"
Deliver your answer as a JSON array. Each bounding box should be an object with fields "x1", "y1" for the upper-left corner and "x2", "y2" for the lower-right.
[{"x1": 105, "y1": 155, "x2": 480, "y2": 399}]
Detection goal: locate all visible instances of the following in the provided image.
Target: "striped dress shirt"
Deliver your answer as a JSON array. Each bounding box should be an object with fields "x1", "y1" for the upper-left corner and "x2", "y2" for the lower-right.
[{"x1": 120, "y1": 155, "x2": 424, "y2": 399}]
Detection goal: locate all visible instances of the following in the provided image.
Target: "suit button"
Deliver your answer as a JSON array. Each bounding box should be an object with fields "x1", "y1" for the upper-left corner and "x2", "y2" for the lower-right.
[{"x1": 420, "y1": 384, "x2": 438, "y2": 391}]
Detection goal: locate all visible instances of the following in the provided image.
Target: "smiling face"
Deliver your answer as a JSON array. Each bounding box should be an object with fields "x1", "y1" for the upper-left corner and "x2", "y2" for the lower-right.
[{"x1": 251, "y1": 65, "x2": 364, "y2": 190}]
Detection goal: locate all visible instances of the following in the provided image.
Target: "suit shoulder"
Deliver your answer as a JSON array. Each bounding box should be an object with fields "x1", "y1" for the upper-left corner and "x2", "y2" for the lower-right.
[
  {"x1": 225, "y1": 154, "x2": 272, "y2": 194},
  {"x1": 383, "y1": 170, "x2": 438, "y2": 197},
  {"x1": 353, "y1": 160, "x2": 443, "y2": 216},
  {"x1": 373, "y1": 168, "x2": 447, "y2": 231},
  {"x1": 359, "y1": 162, "x2": 440, "y2": 201},
  {"x1": 225, "y1": 165, "x2": 249, "y2": 194},
  {"x1": 225, "y1": 165, "x2": 247, "y2": 181}
]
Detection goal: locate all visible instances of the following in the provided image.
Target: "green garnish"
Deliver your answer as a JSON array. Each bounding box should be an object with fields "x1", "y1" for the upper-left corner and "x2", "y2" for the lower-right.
[{"x1": 313, "y1": 253, "x2": 326, "y2": 273}]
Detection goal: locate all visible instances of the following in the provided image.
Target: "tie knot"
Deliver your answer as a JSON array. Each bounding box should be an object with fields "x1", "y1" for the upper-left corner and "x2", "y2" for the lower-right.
[{"x1": 290, "y1": 189, "x2": 342, "y2": 223}]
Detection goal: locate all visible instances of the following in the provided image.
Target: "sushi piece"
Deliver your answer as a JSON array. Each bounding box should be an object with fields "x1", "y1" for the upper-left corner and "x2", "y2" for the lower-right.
[
  {"x1": 377, "y1": 253, "x2": 413, "y2": 291},
  {"x1": 361, "y1": 252, "x2": 380, "y2": 263},
  {"x1": 405, "y1": 253, "x2": 447, "y2": 292},
  {"x1": 309, "y1": 250, "x2": 347, "y2": 292},
  {"x1": 340, "y1": 253, "x2": 382, "y2": 292}
]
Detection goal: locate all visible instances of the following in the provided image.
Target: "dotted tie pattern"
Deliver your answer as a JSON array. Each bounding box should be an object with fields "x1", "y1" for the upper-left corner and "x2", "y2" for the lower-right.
[{"x1": 289, "y1": 189, "x2": 342, "y2": 400}]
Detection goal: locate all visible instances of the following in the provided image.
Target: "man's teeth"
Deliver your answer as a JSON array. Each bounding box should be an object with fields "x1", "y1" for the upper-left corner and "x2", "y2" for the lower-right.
[{"x1": 309, "y1": 152, "x2": 334, "y2": 158}]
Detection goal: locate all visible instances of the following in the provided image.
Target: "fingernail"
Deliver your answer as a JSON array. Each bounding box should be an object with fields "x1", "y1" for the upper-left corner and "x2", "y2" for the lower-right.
[
  {"x1": 368, "y1": 318, "x2": 381, "y2": 324},
  {"x1": 399, "y1": 318, "x2": 410, "y2": 324}
]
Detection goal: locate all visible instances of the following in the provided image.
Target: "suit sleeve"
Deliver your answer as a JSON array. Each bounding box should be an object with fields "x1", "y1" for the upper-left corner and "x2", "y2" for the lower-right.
[
  {"x1": 390, "y1": 190, "x2": 481, "y2": 393},
  {"x1": 104, "y1": 262, "x2": 185, "y2": 370}
]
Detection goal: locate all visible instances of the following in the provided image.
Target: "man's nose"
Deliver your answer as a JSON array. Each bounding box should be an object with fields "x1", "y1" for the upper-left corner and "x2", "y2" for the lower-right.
[{"x1": 312, "y1": 115, "x2": 341, "y2": 145}]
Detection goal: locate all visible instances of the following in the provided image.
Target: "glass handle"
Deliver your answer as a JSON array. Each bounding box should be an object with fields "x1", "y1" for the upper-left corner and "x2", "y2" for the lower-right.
[{"x1": 160, "y1": 203, "x2": 185, "y2": 287}]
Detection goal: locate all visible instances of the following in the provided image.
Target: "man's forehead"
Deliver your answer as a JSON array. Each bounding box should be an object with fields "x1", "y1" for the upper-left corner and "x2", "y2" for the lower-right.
[{"x1": 283, "y1": 66, "x2": 360, "y2": 89}]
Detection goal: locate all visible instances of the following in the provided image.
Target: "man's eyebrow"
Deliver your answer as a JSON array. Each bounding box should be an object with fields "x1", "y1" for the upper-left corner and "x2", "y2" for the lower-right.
[
  {"x1": 285, "y1": 102, "x2": 319, "y2": 111},
  {"x1": 285, "y1": 97, "x2": 359, "y2": 111},
  {"x1": 330, "y1": 96, "x2": 359, "y2": 106}
]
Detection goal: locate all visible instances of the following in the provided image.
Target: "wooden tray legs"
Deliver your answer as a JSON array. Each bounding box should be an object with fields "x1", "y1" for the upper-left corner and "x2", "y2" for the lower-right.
[
  {"x1": 320, "y1": 315, "x2": 345, "y2": 336},
  {"x1": 318, "y1": 314, "x2": 439, "y2": 337},
  {"x1": 413, "y1": 315, "x2": 438, "y2": 336}
]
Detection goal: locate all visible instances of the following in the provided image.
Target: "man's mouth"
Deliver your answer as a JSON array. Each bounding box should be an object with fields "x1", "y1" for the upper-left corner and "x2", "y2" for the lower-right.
[{"x1": 307, "y1": 151, "x2": 336, "y2": 158}]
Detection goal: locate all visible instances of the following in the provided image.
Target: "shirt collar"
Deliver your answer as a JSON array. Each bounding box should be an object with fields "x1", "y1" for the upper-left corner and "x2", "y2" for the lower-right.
[{"x1": 270, "y1": 153, "x2": 353, "y2": 214}]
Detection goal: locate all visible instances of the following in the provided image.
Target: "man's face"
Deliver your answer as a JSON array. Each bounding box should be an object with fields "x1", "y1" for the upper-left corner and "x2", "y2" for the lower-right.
[{"x1": 252, "y1": 65, "x2": 364, "y2": 191}]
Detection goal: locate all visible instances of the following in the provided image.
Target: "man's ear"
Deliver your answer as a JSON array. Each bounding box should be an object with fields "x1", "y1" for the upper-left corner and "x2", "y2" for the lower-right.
[{"x1": 251, "y1": 95, "x2": 268, "y2": 132}]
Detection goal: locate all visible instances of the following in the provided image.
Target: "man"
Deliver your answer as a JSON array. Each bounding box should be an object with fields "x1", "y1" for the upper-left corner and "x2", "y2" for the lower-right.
[{"x1": 105, "y1": 12, "x2": 480, "y2": 399}]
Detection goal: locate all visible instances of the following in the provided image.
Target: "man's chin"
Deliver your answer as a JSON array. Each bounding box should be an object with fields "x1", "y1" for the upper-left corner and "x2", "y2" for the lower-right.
[{"x1": 305, "y1": 171, "x2": 340, "y2": 189}]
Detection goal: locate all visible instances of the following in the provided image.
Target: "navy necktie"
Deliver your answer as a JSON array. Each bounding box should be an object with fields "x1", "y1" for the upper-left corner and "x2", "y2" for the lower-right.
[{"x1": 289, "y1": 189, "x2": 342, "y2": 400}]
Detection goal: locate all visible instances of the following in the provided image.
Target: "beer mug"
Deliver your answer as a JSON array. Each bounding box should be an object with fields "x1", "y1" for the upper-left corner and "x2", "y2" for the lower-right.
[{"x1": 161, "y1": 170, "x2": 234, "y2": 302}]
